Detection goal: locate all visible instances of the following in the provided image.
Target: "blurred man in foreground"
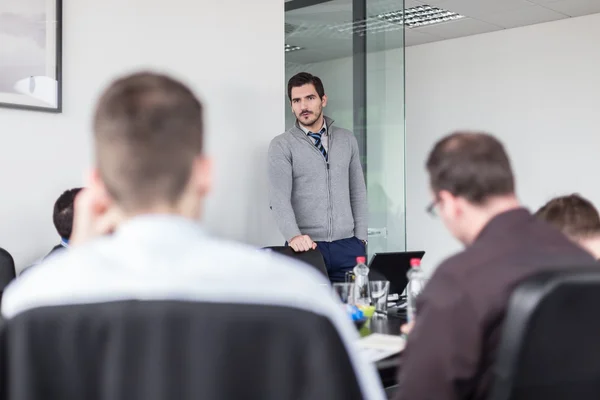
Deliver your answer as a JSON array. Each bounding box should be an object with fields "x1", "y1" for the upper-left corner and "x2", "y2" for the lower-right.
[
  {"x1": 2, "y1": 72, "x2": 384, "y2": 399},
  {"x1": 396, "y1": 132, "x2": 596, "y2": 400}
]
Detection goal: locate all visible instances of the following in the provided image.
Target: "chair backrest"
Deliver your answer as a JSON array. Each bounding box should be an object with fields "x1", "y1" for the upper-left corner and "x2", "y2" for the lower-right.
[
  {"x1": 0, "y1": 300, "x2": 363, "y2": 400},
  {"x1": 0, "y1": 248, "x2": 15, "y2": 291},
  {"x1": 489, "y1": 267, "x2": 600, "y2": 400},
  {"x1": 263, "y1": 246, "x2": 329, "y2": 278}
]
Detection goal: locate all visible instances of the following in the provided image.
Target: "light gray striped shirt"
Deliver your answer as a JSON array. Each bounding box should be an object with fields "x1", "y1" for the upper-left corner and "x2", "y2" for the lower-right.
[{"x1": 299, "y1": 119, "x2": 328, "y2": 152}]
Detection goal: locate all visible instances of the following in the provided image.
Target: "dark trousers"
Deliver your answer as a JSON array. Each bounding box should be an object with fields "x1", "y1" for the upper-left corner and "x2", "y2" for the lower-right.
[{"x1": 316, "y1": 237, "x2": 366, "y2": 283}]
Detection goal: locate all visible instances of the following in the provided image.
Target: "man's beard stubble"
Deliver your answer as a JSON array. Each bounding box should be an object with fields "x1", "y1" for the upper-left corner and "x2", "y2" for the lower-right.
[{"x1": 297, "y1": 108, "x2": 322, "y2": 127}]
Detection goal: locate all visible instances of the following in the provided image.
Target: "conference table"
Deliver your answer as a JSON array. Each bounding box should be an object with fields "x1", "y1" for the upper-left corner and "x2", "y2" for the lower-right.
[{"x1": 367, "y1": 313, "x2": 405, "y2": 388}]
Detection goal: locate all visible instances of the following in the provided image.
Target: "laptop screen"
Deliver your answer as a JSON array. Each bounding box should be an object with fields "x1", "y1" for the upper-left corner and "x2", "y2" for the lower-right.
[{"x1": 368, "y1": 251, "x2": 426, "y2": 294}]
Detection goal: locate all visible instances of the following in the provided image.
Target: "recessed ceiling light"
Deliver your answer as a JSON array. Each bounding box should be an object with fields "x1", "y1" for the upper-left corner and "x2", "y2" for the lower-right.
[
  {"x1": 326, "y1": 4, "x2": 464, "y2": 36},
  {"x1": 285, "y1": 44, "x2": 304, "y2": 52},
  {"x1": 377, "y1": 4, "x2": 465, "y2": 28}
]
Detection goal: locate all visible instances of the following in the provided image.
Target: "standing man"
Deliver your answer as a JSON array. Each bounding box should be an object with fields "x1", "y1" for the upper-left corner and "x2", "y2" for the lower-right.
[{"x1": 268, "y1": 72, "x2": 368, "y2": 282}]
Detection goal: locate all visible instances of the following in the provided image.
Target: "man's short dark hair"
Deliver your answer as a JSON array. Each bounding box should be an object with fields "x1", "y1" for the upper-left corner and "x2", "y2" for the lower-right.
[
  {"x1": 53, "y1": 188, "x2": 83, "y2": 239},
  {"x1": 287, "y1": 72, "x2": 325, "y2": 101},
  {"x1": 535, "y1": 194, "x2": 600, "y2": 239},
  {"x1": 426, "y1": 132, "x2": 515, "y2": 204},
  {"x1": 93, "y1": 72, "x2": 204, "y2": 212}
]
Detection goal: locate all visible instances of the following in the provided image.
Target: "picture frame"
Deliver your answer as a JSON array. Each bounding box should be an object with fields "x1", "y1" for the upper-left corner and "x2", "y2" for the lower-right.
[{"x1": 0, "y1": 0, "x2": 62, "y2": 113}]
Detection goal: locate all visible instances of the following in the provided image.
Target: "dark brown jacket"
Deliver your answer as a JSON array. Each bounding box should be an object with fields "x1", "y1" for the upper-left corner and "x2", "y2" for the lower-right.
[{"x1": 396, "y1": 208, "x2": 597, "y2": 400}]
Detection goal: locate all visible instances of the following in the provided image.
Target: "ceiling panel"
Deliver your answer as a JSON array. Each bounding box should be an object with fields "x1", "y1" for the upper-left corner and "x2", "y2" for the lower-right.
[
  {"x1": 412, "y1": 17, "x2": 501, "y2": 39},
  {"x1": 285, "y1": 0, "x2": 351, "y2": 24},
  {"x1": 405, "y1": 29, "x2": 443, "y2": 46},
  {"x1": 284, "y1": 0, "x2": 600, "y2": 63},
  {"x1": 539, "y1": 0, "x2": 600, "y2": 17},
  {"x1": 477, "y1": 4, "x2": 568, "y2": 28},
  {"x1": 369, "y1": 0, "x2": 416, "y2": 13},
  {"x1": 404, "y1": 0, "x2": 427, "y2": 8},
  {"x1": 417, "y1": 0, "x2": 452, "y2": 4},
  {"x1": 438, "y1": 0, "x2": 535, "y2": 19}
]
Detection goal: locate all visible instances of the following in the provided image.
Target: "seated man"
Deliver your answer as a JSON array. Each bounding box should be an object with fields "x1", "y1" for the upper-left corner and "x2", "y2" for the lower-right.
[
  {"x1": 46, "y1": 188, "x2": 83, "y2": 259},
  {"x1": 2, "y1": 72, "x2": 384, "y2": 399},
  {"x1": 20, "y1": 188, "x2": 82, "y2": 276},
  {"x1": 395, "y1": 132, "x2": 596, "y2": 400},
  {"x1": 535, "y1": 194, "x2": 600, "y2": 259}
]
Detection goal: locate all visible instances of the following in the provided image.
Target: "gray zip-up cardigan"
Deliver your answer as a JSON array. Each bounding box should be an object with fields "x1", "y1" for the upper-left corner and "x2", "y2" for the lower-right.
[{"x1": 268, "y1": 116, "x2": 368, "y2": 243}]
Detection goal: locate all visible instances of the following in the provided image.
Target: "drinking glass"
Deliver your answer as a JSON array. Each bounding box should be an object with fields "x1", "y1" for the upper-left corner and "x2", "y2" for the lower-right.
[
  {"x1": 333, "y1": 282, "x2": 355, "y2": 305},
  {"x1": 369, "y1": 281, "x2": 390, "y2": 316}
]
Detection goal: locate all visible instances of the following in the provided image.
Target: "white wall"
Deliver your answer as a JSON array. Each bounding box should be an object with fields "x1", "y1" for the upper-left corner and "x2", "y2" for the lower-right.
[
  {"x1": 0, "y1": 0, "x2": 284, "y2": 272},
  {"x1": 405, "y1": 13, "x2": 600, "y2": 271}
]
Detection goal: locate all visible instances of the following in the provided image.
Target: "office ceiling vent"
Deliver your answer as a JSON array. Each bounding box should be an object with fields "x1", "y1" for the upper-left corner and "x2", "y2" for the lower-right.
[
  {"x1": 377, "y1": 4, "x2": 465, "y2": 28},
  {"x1": 285, "y1": 44, "x2": 304, "y2": 53}
]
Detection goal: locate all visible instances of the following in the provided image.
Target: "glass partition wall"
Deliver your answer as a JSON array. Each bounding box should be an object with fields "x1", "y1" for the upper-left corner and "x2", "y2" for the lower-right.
[{"x1": 285, "y1": 0, "x2": 406, "y2": 259}]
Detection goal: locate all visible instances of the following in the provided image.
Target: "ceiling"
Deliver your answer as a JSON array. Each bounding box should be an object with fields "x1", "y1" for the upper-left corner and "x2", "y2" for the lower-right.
[{"x1": 285, "y1": 0, "x2": 600, "y2": 64}]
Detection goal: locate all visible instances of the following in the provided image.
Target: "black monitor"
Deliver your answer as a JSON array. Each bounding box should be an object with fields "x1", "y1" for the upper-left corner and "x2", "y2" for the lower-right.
[{"x1": 368, "y1": 251, "x2": 426, "y2": 294}]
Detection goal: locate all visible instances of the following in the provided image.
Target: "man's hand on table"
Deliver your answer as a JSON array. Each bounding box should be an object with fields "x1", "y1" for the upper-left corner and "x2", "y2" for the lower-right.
[{"x1": 401, "y1": 321, "x2": 415, "y2": 335}]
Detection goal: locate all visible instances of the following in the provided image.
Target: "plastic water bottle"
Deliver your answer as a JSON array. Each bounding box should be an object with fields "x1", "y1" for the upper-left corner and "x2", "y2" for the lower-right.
[
  {"x1": 353, "y1": 256, "x2": 371, "y2": 306},
  {"x1": 406, "y1": 258, "x2": 426, "y2": 322}
]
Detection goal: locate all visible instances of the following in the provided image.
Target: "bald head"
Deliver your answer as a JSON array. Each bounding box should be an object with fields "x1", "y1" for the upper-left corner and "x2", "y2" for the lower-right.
[{"x1": 426, "y1": 132, "x2": 515, "y2": 204}]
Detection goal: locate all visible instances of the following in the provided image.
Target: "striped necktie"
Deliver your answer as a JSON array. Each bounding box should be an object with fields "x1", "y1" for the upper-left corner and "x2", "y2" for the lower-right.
[{"x1": 308, "y1": 127, "x2": 328, "y2": 161}]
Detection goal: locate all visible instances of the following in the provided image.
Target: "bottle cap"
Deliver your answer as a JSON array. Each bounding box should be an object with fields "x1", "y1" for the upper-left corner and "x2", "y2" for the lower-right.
[
  {"x1": 356, "y1": 256, "x2": 366, "y2": 264},
  {"x1": 410, "y1": 258, "x2": 421, "y2": 268}
]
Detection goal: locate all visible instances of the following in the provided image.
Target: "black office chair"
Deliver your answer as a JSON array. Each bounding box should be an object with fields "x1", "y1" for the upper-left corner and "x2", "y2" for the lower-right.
[
  {"x1": 263, "y1": 246, "x2": 329, "y2": 279},
  {"x1": 0, "y1": 248, "x2": 16, "y2": 303},
  {"x1": 489, "y1": 267, "x2": 600, "y2": 400},
  {"x1": 0, "y1": 300, "x2": 363, "y2": 400}
]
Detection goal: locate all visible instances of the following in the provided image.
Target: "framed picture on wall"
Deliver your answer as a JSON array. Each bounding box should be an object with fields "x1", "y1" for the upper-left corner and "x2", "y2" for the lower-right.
[{"x1": 0, "y1": 0, "x2": 62, "y2": 113}]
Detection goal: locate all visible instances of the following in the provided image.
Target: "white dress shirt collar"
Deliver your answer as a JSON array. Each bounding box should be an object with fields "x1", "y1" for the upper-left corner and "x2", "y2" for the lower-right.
[
  {"x1": 115, "y1": 214, "x2": 204, "y2": 240},
  {"x1": 299, "y1": 119, "x2": 327, "y2": 136}
]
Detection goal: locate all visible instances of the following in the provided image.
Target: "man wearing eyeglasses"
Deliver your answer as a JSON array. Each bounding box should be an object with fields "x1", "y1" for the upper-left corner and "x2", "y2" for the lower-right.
[{"x1": 395, "y1": 132, "x2": 596, "y2": 400}]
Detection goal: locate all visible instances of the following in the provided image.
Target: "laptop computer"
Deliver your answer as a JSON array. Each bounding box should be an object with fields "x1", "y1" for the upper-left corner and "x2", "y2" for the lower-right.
[{"x1": 368, "y1": 251, "x2": 426, "y2": 295}]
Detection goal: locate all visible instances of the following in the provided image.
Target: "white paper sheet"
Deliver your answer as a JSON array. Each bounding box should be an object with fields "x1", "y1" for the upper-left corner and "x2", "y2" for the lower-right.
[{"x1": 357, "y1": 333, "x2": 406, "y2": 362}]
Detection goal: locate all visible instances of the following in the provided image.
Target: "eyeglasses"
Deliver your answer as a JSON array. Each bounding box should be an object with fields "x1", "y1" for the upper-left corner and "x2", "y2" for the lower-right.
[{"x1": 426, "y1": 200, "x2": 438, "y2": 217}]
